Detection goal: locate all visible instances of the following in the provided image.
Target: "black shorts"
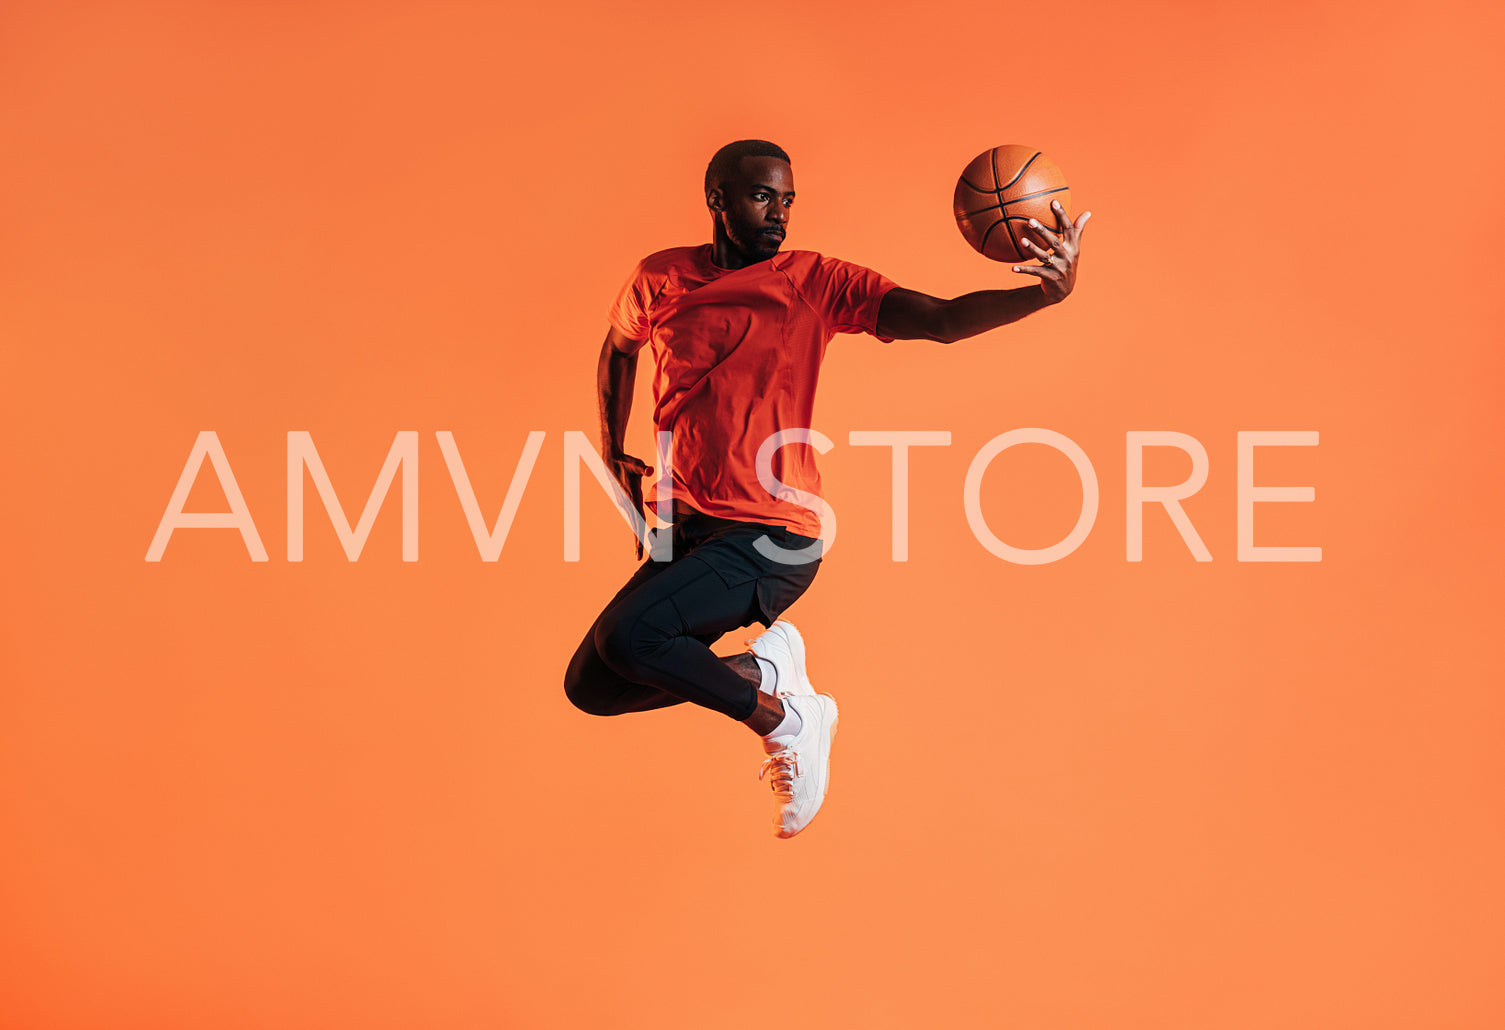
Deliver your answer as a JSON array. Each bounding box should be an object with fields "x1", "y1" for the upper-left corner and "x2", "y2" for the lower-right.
[
  {"x1": 660, "y1": 508, "x2": 823, "y2": 628},
  {"x1": 562, "y1": 506, "x2": 823, "y2": 719}
]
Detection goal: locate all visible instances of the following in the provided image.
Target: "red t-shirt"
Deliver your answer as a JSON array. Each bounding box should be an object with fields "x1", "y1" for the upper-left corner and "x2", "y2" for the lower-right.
[{"x1": 608, "y1": 243, "x2": 898, "y2": 536}]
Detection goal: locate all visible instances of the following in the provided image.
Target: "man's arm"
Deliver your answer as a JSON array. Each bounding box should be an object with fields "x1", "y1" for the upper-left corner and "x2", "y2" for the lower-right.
[
  {"x1": 597, "y1": 325, "x2": 653, "y2": 556},
  {"x1": 876, "y1": 202, "x2": 1092, "y2": 344}
]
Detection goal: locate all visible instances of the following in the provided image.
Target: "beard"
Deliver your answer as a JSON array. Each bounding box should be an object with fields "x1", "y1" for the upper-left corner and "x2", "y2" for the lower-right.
[{"x1": 726, "y1": 219, "x2": 783, "y2": 261}]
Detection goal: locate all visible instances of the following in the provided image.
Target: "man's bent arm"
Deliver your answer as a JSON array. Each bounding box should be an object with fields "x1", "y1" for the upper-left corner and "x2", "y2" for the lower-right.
[
  {"x1": 597, "y1": 326, "x2": 646, "y2": 459},
  {"x1": 597, "y1": 325, "x2": 653, "y2": 557}
]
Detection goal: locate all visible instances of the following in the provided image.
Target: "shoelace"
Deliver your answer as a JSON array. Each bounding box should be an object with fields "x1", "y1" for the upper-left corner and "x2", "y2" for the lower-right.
[{"x1": 759, "y1": 750, "x2": 801, "y2": 797}]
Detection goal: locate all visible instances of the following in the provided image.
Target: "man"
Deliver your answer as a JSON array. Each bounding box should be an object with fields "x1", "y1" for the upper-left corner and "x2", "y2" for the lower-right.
[{"x1": 563, "y1": 140, "x2": 1090, "y2": 838}]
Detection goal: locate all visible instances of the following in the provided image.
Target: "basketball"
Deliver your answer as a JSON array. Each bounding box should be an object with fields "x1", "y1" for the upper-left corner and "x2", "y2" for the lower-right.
[{"x1": 953, "y1": 145, "x2": 1071, "y2": 263}]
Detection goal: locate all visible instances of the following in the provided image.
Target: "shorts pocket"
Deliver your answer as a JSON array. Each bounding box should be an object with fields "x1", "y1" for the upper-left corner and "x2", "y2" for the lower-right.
[
  {"x1": 753, "y1": 560, "x2": 821, "y2": 626},
  {"x1": 682, "y1": 541, "x2": 763, "y2": 589}
]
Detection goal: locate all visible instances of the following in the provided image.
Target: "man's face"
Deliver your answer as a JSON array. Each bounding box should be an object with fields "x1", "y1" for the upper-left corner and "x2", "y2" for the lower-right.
[{"x1": 711, "y1": 156, "x2": 795, "y2": 262}]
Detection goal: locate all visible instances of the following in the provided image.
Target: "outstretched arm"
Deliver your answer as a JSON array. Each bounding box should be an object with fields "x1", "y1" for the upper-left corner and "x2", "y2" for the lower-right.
[
  {"x1": 597, "y1": 325, "x2": 653, "y2": 557},
  {"x1": 876, "y1": 201, "x2": 1092, "y2": 344}
]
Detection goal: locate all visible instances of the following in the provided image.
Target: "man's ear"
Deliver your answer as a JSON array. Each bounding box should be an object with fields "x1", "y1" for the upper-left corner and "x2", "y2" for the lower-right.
[{"x1": 706, "y1": 187, "x2": 724, "y2": 212}]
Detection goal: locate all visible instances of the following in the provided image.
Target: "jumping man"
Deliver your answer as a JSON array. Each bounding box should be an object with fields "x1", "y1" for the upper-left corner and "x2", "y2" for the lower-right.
[{"x1": 563, "y1": 139, "x2": 1090, "y2": 837}]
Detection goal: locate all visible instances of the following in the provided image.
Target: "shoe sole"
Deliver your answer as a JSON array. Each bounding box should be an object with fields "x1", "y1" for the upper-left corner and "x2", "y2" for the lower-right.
[{"x1": 775, "y1": 695, "x2": 838, "y2": 839}]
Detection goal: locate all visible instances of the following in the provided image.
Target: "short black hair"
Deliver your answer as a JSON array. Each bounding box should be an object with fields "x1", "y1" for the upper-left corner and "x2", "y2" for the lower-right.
[{"x1": 704, "y1": 140, "x2": 792, "y2": 198}]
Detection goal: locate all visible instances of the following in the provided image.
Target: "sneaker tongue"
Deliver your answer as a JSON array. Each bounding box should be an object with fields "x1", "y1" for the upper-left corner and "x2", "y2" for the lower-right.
[{"x1": 753, "y1": 655, "x2": 779, "y2": 694}]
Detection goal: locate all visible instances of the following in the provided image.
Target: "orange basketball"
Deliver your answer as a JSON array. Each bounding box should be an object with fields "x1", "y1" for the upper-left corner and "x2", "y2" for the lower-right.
[{"x1": 953, "y1": 145, "x2": 1071, "y2": 263}]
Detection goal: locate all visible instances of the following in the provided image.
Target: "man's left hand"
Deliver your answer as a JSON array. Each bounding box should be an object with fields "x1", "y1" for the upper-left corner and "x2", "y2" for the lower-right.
[{"x1": 1012, "y1": 200, "x2": 1092, "y2": 305}]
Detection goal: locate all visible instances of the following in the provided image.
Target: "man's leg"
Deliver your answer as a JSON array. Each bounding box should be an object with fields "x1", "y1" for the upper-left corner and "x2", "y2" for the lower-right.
[
  {"x1": 590, "y1": 554, "x2": 771, "y2": 720},
  {"x1": 564, "y1": 557, "x2": 690, "y2": 716},
  {"x1": 563, "y1": 554, "x2": 770, "y2": 720},
  {"x1": 561, "y1": 526, "x2": 836, "y2": 837}
]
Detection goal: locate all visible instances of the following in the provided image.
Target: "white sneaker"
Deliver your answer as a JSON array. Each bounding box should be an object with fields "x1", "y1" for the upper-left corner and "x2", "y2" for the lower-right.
[
  {"x1": 745, "y1": 620, "x2": 815, "y2": 698},
  {"x1": 759, "y1": 692, "x2": 839, "y2": 839}
]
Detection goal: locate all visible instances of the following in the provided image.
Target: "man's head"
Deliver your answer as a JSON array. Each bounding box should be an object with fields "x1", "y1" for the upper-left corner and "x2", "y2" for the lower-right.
[{"x1": 705, "y1": 139, "x2": 794, "y2": 264}]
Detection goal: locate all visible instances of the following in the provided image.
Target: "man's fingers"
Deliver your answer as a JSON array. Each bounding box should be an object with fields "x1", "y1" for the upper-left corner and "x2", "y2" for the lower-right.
[
  {"x1": 1051, "y1": 199, "x2": 1073, "y2": 235},
  {"x1": 1026, "y1": 219, "x2": 1063, "y2": 251},
  {"x1": 1011, "y1": 264, "x2": 1060, "y2": 279},
  {"x1": 612, "y1": 468, "x2": 647, "y2": 509},
  {"x1": 1024, "y1": 236, "x2": 1080, "y2": 272},
  {"x1": 1019, "y1": 238, "x2": 1059, "y2": 264},
  {"x1": 1073, "y1": 210, "x2": 1093, "y2": 238},
  {"x1": 628, "y1": 475, "x2": 647, "y2": 559}
]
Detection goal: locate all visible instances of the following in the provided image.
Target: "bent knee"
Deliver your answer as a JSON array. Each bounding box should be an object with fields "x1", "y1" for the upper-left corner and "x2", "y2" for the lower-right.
[
  {"x1": 563, "y1": 665, "x2": 619, "y2": 717},
  {"x1": 594, "y1": 612, "x2": 657, "y2": 680},
  {"x1": 564, "y1": 687, "x2": 619, "y2": 717}
]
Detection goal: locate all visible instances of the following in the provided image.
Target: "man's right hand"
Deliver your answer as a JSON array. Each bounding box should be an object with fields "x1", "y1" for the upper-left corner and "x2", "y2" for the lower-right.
[{"x1": 608, "y1": 450, "x2": 653, "y2": 558}]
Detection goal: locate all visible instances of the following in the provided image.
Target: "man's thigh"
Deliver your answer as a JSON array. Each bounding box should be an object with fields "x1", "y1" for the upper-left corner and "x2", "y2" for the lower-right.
[
  {"x1": 670, "y1": 527, "x2": 823, "y2": 629},
  {"x1": 587, "y1": 520, "x2": 822, "y2": 644},
  {"x1": 599, "y1": 551, "x2": 761, "y2": 644}
]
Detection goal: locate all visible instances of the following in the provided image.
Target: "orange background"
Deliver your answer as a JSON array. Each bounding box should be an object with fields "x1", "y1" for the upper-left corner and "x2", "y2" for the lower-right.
[{"x1": 4, "y1": 1, "x2": 1503, "y2": 1027}]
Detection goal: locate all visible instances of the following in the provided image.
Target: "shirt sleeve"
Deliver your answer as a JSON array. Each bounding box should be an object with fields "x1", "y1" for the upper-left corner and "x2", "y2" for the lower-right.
[
  {"x1": 606, "y1": 260, "x2": 655, "y2": 340},
  {"x1": 801, "y1": 254, "x2": 900, "y2": 342}
]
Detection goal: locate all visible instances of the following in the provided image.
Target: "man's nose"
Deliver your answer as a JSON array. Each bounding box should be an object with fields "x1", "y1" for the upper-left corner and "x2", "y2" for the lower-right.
[{"x1": 767, "y1": 204, "x2": 788, "y2": 223}]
